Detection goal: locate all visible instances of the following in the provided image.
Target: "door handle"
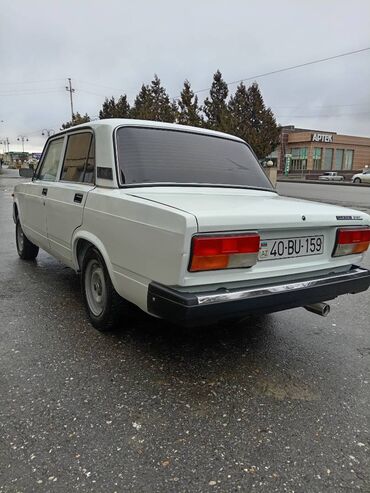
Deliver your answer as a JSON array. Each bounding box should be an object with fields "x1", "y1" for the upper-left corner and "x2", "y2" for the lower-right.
[
  {"x1": 42, "y1": 188, "x2": 48, "y2": 196},
  {"x1": 74, "y1": 193, "x2": 83, "y2": 203}
]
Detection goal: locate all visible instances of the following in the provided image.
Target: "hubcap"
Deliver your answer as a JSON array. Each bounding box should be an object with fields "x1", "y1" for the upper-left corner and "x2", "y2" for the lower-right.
[
  {"x1": 85, "y1": 259, "x2": 107, "y2": 316},
  {"x1": 17, "y1": 223, "x2": 24, "y2": 252}
]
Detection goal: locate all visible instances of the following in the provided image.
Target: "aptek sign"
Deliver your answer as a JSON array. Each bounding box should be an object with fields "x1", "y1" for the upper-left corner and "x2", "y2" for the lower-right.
[{"x1": 312, "y1": 133, "x2": 333, "y2": 143}]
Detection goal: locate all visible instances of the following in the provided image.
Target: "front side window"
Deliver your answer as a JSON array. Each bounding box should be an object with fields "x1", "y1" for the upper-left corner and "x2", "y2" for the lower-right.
[
  {"x1": 115, "y1": 127, "x2": 273, "y2": 190},
  {"x1": 37, "y1": 138, "x2": 64, "y2": 181},
  {"x1": 61, "y1": 132, "x2": 94, "y2": 183}
]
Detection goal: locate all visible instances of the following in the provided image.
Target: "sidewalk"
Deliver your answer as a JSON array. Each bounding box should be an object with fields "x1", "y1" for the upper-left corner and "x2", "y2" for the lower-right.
[{"x1": 277, "y1": 177, "x2": 370, "y2": 187}]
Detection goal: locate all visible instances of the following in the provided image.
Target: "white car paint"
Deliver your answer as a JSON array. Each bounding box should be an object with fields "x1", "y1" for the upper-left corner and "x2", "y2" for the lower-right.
[
  {"x1": 13, "y1": 119, "x2": 370, "y2": 321},
  {"x1": 352, "y1": 170, "x2": 370, "y2": 184},
  {"x1": 318, "y1": 172, "x2": 344, "y2": 181}
]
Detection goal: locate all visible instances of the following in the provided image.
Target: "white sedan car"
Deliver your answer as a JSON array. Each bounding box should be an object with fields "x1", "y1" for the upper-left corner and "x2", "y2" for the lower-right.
[
  {"x1": 13, "y1": 119, "x2": 370, "y2": 330},
  {"x1": 318, "y1": 172, "x2": 344, "y2": 181},
  {"x1": 352, "y1": 170, "x2": 370, "y2": 184}
]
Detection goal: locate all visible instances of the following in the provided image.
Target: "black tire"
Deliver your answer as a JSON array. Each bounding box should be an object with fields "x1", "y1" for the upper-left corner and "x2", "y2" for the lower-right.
[
  {"x1": 16, "y1": 219, "x2": 39, "y2": 260},
  {"x1": 354, "y1": 178, "x2": 361, "y2": 184},
  {"x1": 81, "y1": 247, "x2": 129, "y2": 331}
]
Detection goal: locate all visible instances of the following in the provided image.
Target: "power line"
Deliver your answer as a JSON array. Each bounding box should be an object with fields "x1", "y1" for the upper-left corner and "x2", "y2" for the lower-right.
[
  {"x1": 78, "y1": 88, "x2": 107, "y2": 97},
  {"x1": 0, "y1": 89, "x2": 64, "y2": 97},
  {"x1": 176, "y1": 46, "x2": 370, "y2": 98},
  {"x1": 273, "y1": 102, "x2": 370, "y2": 109},
  {"x1": 277, "y1": 111, "x2": 370, "y2": 118},
  {"x1": 76, "y1": 79, "x2": 126, "y2": 92},
  {"x1": 0, "y1": 78, "x2": 65, "y2": 86}
]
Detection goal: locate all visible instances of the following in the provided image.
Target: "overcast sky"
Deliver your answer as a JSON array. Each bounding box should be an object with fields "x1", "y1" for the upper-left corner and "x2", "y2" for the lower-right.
[{"x1": 1, "y1": 0, "x2": 369, "y2": 152}]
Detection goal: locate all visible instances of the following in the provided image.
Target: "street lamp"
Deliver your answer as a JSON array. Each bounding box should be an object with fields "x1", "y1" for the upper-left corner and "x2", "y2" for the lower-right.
[
  {"x1": 42, "y1": 129, "x2": 55, "y2": 137},
  {"x1": 17, "y1": 135, "x2": 29, "y2": 153},
  {"x1": 0, "y1": 137, "x2": 10, "y2": 153}
]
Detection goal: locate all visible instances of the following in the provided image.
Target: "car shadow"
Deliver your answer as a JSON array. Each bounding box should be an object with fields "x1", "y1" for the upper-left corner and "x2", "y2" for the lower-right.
[{"x1": 22, "y1": 255, "x2": 325, "y2": 398}]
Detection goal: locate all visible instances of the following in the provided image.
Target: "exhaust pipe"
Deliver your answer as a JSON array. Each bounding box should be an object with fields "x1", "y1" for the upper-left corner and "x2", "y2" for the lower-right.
[{"x1": 304, "y1": 302, "x2": 330, "y2": 317}]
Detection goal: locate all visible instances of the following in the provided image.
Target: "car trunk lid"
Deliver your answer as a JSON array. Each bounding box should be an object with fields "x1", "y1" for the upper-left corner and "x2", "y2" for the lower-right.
[{"x1": 126, "y1": 186, "x2": 369, "y2": 287}]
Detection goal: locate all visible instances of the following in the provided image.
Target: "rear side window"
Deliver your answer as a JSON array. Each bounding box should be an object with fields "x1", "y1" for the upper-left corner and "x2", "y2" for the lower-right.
[
  {"x1": 61, "y1": 132, "x2": 95, "y2": 183},
  {"x1": 37, "y1": 138, "x2": 64, "y2": 181}
]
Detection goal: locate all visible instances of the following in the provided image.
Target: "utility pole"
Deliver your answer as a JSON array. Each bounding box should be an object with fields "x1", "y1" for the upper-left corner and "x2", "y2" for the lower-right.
[{"x1": 65, "y1": 77, "x2": 75, "y2": 122}]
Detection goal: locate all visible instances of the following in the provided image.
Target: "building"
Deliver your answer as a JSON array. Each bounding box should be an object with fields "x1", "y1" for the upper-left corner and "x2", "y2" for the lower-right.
[{"x1": 273, "y1": 126, "x2": 370, "y2": 177}]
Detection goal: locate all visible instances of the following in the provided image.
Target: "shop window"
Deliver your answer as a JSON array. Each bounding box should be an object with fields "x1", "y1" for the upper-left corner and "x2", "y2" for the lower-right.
[
  {"x1": 335, "y1": 149, "x2": 344, "y2": 170},
  {"x1": 313, "y1": 147, "x2": 322, "y2": 170},
  {"x1": 323, "y1": 148, "x2": 333, "y2": 170},
  {"x1": 343, "y1": 150, "x2": 354, "y2": 170},
  {"x1": 290, "y1": 147, "x2": 307, "y2": 171}
]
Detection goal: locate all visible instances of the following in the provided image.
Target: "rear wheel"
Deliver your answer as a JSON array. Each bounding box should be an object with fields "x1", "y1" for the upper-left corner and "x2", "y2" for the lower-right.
[
  {"x1": 81, "y1": 247, "x2": 130, "y2": 331},
  {"x1": 354, "y1": 178, "x2": 361, "y2": 183},
  {"x1": 16, "y1": 219, "x2": 39, "y2": 260}
]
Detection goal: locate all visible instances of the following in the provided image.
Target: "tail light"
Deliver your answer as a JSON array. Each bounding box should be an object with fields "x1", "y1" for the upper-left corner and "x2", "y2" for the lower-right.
[
  {"x1": 189, "y1": 233, "x2": 260, "y2": 272},
  {"x1": 333, "y1": 227, "x2": 370, "y2": 257}
]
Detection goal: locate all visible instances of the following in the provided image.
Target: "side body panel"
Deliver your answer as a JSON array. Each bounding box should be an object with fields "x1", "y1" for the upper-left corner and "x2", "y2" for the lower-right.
[
  {"x1": 45, "y1": 182, "x2": 95, "y2": 265},
  {"x1": 14, "y1": 182, "x2": 49, "y2": 251},
  {"x1": 73, "y1": 189, "x2": 198, "y2": 311}
]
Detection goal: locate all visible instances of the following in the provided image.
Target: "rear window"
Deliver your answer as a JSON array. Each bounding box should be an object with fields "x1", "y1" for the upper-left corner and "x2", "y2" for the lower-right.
[{"x1": 116, "y1": 127, "x2": 273, "y2": 190}]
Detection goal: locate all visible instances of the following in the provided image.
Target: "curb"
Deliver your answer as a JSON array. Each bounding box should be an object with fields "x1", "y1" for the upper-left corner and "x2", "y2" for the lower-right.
[{"x1": 277, "y1": 179, "x2": 370, "y2": 187}]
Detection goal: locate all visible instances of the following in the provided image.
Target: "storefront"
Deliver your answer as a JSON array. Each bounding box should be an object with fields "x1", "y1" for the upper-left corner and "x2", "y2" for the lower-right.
[{"x1": 276, "y1": 126, "x2": 370, "y2": 177}]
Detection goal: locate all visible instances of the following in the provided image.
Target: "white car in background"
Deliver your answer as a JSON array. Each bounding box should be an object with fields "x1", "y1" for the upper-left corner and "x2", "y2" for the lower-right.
[
  {"x1": 12, "y1": 119, "x2": 370, "y2": 331},
  {"x1": 318, "y1": 171, "x2": 344, "y2": 181},
  {"x1": 352, "y1": 169, "x2": 370, "y2": 184}
]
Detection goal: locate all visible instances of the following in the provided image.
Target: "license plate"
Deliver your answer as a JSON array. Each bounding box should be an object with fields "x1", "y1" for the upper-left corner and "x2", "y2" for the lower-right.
[{"x1": 259, "y1": 235, "x2": 324, "y2": 261}]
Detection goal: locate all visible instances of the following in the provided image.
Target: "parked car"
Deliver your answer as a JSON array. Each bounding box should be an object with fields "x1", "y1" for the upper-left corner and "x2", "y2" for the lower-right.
[
  {"x1": 13, "y1": 119, "x2": 370, "y2": 330},
  {"x1": 318, "y1": 171, "x2": 344, "y2": 181},
  {"x1": 352, "y1": 169, "x2": 370, "y2": 184}
]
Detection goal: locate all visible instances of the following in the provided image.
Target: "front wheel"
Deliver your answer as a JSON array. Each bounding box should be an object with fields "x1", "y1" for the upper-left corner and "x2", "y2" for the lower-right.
[
  {"x1": 354, "y1": 178, "x2": 361, "y2": 183},
  {"x1": 81, "y1": 247, "x2": 131, "y2": 331},
  {"x1": 16, "y1": 219, "x2": 39, "y2": 260}
]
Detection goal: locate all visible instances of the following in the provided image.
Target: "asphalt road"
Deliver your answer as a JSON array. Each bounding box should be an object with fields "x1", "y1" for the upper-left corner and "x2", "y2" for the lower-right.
[
  {"x1": 1, "y1": 170, "x2": 370, "y2": 492},
  {"x1": 277, "y1": 181, "x2": 370, "y2": 211}
]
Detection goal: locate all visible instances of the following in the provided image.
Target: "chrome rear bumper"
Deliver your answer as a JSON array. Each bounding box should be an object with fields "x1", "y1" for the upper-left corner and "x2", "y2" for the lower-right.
[{"x1": 147, "y1": 266, "x2": 370, "y2": 327}]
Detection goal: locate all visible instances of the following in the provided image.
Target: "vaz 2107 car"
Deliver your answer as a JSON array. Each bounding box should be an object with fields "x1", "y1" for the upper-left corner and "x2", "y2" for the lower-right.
[{"x1": 13, "y1": 120, "x2": 370, "y2": 330}]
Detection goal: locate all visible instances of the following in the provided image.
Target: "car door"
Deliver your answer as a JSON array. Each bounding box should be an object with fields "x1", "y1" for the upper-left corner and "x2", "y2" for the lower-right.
[
  {"x1": 44, "y1": 130, "x2": 95, "y2": 265},
  {"x1": 18, "y1": 137, "x2": 64, "y2": 251},
  {"x1": 364, "y1": 170, "x2": 370, "y2": 183}
]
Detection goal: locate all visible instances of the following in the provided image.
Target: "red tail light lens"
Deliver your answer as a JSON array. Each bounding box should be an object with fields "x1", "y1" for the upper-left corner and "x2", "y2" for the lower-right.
[
  {"x1": 333, "y1": 227, "x2": 370, "y2": 257},
  {"x1": 189, "y1": 233, "x2": 260, "y2": 272}
]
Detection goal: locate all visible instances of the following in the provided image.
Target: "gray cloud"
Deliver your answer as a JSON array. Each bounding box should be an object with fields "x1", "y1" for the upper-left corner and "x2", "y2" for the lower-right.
[{"x1": 1, "y1": 0, "x2": 369, "y2": 152}]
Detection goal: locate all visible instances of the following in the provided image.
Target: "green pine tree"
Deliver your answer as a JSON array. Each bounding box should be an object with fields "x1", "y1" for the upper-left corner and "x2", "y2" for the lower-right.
[
  {"x1": 61, "y1": 112, "x2": 90, "y2": 129},
  {"x1": 203, "y1": 70, "x2": 230, "y2": 132},
  {"x1": 228, "y1": 82, "x2": 252, "y2": 141},
  {"x1": 130, "y1": 84, "x2": 153, "y2": 120},
  {"x1": 240, "y1": 82, "x2": 280, "y2": 159},
  {"x1": 131, "y1": 75, "x2": 177, "y2": 122},
  {"x1": 99, "y1": 95, "x2": 130, "y2": 119},
  {"x1": 178, "y1": 79, "x2": 203, "y2": 127},
  {"x1": 116, "y1": 95, "x2": 130, "y2": 117}
]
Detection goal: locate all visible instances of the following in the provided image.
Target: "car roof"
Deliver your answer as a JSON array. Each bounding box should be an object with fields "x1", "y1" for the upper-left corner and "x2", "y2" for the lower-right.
[{"x1": 56, "y1": 118, "x2": 245, "y2": 143}]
